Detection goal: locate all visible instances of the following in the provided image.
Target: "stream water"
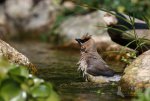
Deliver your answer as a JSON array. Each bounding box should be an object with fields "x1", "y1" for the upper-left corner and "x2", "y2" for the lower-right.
[{"x1": 12, "y1": 42, "x2": 132, "y2": 101}]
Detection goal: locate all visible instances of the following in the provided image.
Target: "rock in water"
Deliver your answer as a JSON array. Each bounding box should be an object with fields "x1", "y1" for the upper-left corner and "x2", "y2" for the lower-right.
[
  {"x1": 120, "y1": 50, "x2": 150, "y2": 96},
  {"x1": 0, "y1": 39, "x2": 37, "y2": 73}
]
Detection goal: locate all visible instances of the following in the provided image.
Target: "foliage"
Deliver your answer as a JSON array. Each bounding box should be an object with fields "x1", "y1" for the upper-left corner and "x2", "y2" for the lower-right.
[
  {"x1": 0, "y1": 58, "x2": 60, "y2": 101},
  {"x1": 100, "y1": 0, "x2": 150, "y2": 20},
  {"x1": 75, "y1": 0, "x2": 150, "y2": 20},
  {"x1": 133, "y1": 88, "x2": 150, "y2": 101},
  {"x1": 121, "y1": 51, "x2": 136, "y2": 64}
]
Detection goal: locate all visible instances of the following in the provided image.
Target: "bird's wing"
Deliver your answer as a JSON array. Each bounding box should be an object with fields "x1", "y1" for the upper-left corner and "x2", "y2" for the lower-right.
[{"x1": 86, "y1": 55, "x2": 114, "y2": 77}]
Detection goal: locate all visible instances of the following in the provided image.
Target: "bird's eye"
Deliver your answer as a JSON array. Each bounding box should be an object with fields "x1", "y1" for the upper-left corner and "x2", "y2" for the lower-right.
[
  {"x1": 75, "y1": 38, "x2": 90, "y2": 45},
  {"x1": 79, "y1": 40, "x2": 85, "y2": 43}
]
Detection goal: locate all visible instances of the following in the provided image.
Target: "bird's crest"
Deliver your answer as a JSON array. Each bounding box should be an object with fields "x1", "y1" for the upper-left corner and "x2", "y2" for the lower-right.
[
  {"x1": 75, "y1": 33, "x2": 92, "y2": 45},
  {"x1": 81, "y1": 33, "x2": 92, "y2": 42}
]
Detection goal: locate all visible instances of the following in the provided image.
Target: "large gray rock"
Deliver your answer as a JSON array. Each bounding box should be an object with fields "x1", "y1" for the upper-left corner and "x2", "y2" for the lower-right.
[
  {"x1": 56, "y1": 11, "x2": 127, "y2": 52},
  {"x1": 0, "y1": 0, "x2": 60, "y2": 37},
  {"x1": 120, "y1": 50, "x2": 150, "y2": 96}
]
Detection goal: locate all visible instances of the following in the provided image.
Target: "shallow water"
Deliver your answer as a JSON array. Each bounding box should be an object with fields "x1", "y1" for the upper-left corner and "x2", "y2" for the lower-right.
[{"x1": 12, "y1": 42, "x2": 132, "y2": 101}]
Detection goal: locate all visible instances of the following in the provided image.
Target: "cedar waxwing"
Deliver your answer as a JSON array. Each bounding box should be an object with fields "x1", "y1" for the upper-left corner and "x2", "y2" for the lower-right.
[
  {"x1": 103, "y1": 12, "x2": 150, "y2": 54},
  {"x1": 75, "y1": 34, "x2": 116, "y2": 81}
]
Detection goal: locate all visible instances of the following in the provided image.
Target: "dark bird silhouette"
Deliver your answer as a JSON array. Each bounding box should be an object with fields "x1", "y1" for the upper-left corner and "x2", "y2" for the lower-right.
[
  {"x1": 103, "y1": 12, "x2": 150, "y2": 54},
  {"x1": 76, "y1": 34, "x2": 115, "y2": 81}
]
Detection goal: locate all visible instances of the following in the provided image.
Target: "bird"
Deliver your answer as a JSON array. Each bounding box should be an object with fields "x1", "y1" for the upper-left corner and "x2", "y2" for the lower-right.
[
  {"x1": 75, "y1": 34, "x2": 116, "y2": 81},
  {"x1": 103, "y1": 12, "x2": 150, "y2": 54}
]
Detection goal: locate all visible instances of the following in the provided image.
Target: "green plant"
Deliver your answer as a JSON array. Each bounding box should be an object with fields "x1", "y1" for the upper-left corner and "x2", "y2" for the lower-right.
[
  {"x1": 100, "y1": 0, "x2": 150, "y2": 20},
  {"x1": 133, "y1": 88, "x2": 150, "y2": 101},
  {"x1": 0, "y1": 58, "x2": 60, "y2": 101},
  {"x1": 75, "y1": 0, "x2": 150, "y2": 20}
]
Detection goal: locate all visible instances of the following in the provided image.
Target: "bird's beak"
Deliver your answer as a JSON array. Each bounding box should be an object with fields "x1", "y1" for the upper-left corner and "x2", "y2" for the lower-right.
[{"x1": 75, "y1": 38, "x2": 82, "y2": 45}]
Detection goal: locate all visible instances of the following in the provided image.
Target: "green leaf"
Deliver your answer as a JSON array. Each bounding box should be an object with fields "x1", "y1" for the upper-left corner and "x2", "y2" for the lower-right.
[
  {"x1": 45, "y1": 91, "x2": 60, "y2": 101},
  {"x1": 8, "y1": 66, "x2": 29, "y2": 83},
  {"x1": 0, "y1": 96, "x2": 4, "y2": 101},
  {"x1": 9, "y1": 66, "x2": 29, "y2": 78},
  {"x1": 0, "y1": 79, "x2": 26, "y2": 101},
  {"x1": 0, "y1": 59, "x2": 13, "y2": 80},
  {"x1": 30, "y1": 83, "x2": 52, "y2": 98},
  {"x1": 0, "y1": 58, "x2": 59, "y2": 101},
  {"x1": 145, "y1": 88, "x2": 150, "y2": 101},
  {"x1": 26, "y1": 78, "x2": 34, "y2": 86}
]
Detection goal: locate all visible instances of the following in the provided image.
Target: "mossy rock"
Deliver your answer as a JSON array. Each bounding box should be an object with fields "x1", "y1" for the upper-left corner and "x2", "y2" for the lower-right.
[{"x1": 120, "y1": 50, "x2": 150, "y2": 96}]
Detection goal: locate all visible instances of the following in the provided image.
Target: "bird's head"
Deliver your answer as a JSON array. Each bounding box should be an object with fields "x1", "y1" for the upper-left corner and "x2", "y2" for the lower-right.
[
  {"x1": 103, "y1": 12, "x2": 118, "y2": 26},
  {"x1": 75, "y1": 34, "x2": 97, "y2": 53}
]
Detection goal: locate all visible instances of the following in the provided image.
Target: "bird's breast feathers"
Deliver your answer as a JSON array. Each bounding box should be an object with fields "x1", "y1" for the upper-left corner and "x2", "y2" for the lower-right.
[{"x1": 77, "y1": 59, "x2": 87, "y2": 76}]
